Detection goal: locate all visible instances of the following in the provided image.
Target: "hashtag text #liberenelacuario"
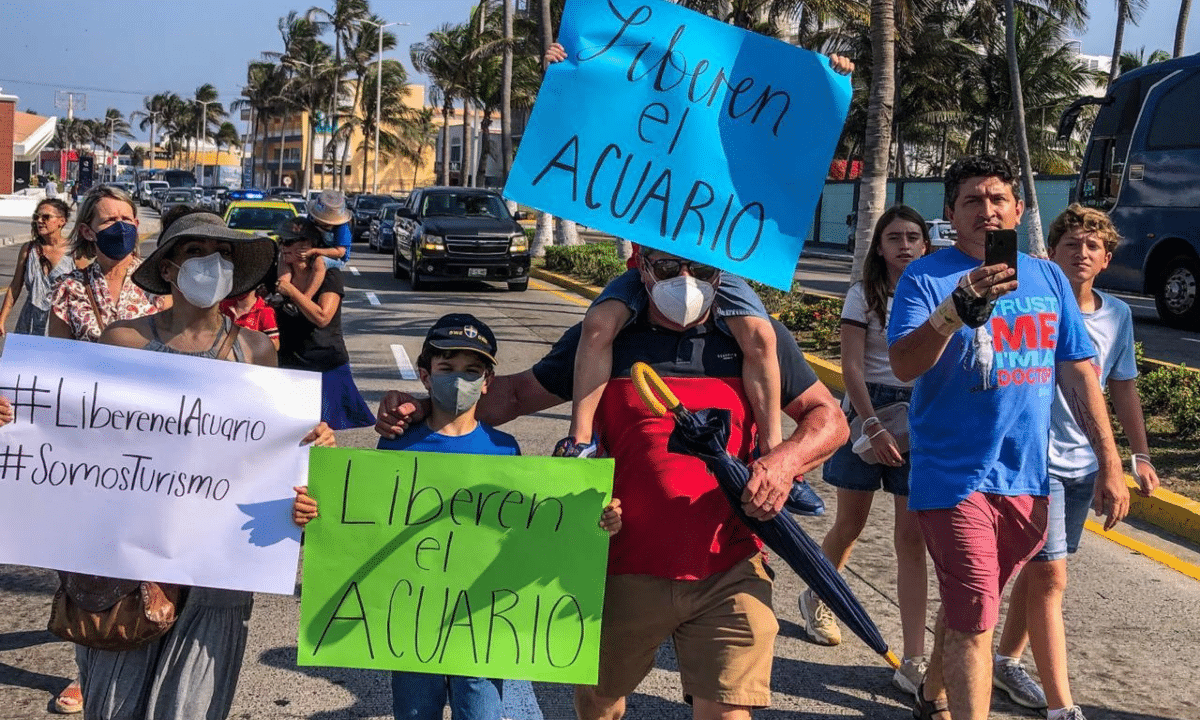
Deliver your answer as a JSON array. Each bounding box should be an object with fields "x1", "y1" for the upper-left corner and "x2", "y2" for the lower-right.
[{"x1": 0, "y1": 375, "x2": 269, "y2": 442}]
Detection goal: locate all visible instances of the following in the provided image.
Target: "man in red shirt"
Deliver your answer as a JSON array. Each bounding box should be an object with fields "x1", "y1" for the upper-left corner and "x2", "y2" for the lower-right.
[{"x1": 377, "y1": 248, "x2": 845, "y2": 720}]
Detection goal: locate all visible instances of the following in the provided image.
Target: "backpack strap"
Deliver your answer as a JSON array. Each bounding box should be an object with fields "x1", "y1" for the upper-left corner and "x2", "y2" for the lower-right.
[{"x1": 215, "y1": 322, "x2": 241, "y2": 361}]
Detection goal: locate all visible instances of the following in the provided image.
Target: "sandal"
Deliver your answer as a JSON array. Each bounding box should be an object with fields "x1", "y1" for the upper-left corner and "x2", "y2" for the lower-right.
[
  {"x1": 912, "y1": 681, "x2": 950, "y2": 720},
  {"x1": 53, "y1": 680, "x2": 83, "y2": 715}
]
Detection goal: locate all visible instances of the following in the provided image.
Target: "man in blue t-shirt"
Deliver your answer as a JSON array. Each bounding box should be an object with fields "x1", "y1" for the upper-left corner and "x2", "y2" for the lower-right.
[{"x1": 887, "y1": 156, "x2": 1128, "y2": 720}]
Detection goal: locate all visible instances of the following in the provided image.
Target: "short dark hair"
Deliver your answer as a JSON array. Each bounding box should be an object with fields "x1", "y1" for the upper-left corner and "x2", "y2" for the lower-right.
[
  {"x1": 416, "y1": 348, "x2": 495, "y2": 373},
  {"x1": 944, "y1": 155, "x2": 1020, "y2": 209}
]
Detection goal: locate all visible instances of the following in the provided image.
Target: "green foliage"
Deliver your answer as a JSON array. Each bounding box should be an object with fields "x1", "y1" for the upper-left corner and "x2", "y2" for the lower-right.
[
  {"x1": 1138, "y1": 365, "x2": 1200, "y2": 438},
  {"x1": 778, "y1": 296, "x2": 843, "y2": 352},
  {"x1": 543, "y1": 243, "x2": 627, "y2": 287}
]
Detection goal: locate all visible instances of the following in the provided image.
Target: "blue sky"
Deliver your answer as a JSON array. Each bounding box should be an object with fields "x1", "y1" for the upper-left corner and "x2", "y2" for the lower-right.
[{"x1": 0, "y1": 0, "x2": 1195, "y2": 140}]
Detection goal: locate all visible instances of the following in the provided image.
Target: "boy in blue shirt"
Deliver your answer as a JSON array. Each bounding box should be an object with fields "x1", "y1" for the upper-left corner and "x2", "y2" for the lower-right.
[
  {"x1": 294, "y1": 313, "x2": 622, "y2": 720},
  {"x1": 990, "y1": 205, "x2": 1160, "y2": 720}
]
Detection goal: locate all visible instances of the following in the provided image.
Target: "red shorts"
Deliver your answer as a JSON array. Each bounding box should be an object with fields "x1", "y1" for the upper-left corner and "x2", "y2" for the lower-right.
[{"x1": 917, "y1": 492, "x2": 1048, "y2": 633}]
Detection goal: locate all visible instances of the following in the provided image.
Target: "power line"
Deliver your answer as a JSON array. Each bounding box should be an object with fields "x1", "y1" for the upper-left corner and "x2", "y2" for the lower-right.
[{"x1": 0, "y1": 76, "x2": 243, "y2": 99}]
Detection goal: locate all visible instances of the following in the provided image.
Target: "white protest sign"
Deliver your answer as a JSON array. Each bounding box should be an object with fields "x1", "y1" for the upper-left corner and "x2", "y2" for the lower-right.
[{"x1": 0, "y1": 335, "x2": 321, "y2": 594}]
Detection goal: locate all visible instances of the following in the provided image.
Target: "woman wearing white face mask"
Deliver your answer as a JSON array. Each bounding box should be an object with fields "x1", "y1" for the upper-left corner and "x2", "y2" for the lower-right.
[{"x1": 75, "y1": 210, "x2": 336, "y2": 720}]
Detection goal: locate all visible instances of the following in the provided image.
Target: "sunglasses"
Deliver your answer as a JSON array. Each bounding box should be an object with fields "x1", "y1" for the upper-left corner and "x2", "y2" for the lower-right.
[
  {"x1": 643, "y1": 257, "x2": 720, "y2": 282},
  {"x1": 32, "y1": 213, "x2": 63, "y2": 222}
]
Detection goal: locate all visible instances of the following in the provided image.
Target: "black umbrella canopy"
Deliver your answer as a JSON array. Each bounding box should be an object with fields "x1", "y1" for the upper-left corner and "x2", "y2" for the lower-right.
[{"x1": 631, "y1": 362, "x2": 900, "y2": 669}]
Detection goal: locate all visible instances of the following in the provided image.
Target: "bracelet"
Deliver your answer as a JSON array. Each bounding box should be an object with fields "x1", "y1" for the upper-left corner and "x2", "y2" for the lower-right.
[
  {"x1": 861, "y1": 416, "x2": 882, "y2": 428},
  {"x1": 867, "y1": 426, "x2": 889, "y2": 440}
]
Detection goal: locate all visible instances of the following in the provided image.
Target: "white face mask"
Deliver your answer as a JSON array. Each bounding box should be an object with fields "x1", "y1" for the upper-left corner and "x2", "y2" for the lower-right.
[
  {"x1": 649, "y1": 274, "x2": 717, "y2": 327},
  {"x1": 172, "y1": 253, "x2": 234, "y2": 308}
]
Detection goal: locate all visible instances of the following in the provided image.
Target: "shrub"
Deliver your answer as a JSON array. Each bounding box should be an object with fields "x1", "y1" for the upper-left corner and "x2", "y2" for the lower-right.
[
  {"x1": 543, "y1": 243, "x2": 626, "y2": 286},
  {"x1": 1138, "y1": 365, "x2": 1200, "y2": 437},
  {"x1": 778, "y1": 296, "x2": 843, "y2": 352}
]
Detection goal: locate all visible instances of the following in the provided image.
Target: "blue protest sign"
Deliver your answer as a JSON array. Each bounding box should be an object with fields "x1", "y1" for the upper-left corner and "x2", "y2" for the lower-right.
[{"x1": 505, "y1": 0, "x2": 852, "y2": 290}]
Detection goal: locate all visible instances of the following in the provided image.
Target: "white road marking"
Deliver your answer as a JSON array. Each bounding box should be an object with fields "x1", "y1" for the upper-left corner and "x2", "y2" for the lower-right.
[
  {"x1": 502, "y1": 680, "x2": 545, "y2": 720},
  {"x1": 365, "y1": 292, "x2": 381, "y2": 306},
  {"x1": 349, "y1": 265, "x2": 361, "y2": 276},
  {"x1": 390, "y1": 343, "x2": 419, "y2": 380},
  {"x1": 1183, "y1": 337, "x2": 1200, "y2": 344}
]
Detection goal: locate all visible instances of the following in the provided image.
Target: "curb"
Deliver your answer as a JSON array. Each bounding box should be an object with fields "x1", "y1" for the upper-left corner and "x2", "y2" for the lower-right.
[{"x1": 531, "y1": 266, "x2": 1200, "y2": 557}]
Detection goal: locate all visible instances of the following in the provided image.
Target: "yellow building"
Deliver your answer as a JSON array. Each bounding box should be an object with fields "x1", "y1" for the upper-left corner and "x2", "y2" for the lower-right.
[{"x1": 248, "y1": 83, "x2": 438, "y2": 194}]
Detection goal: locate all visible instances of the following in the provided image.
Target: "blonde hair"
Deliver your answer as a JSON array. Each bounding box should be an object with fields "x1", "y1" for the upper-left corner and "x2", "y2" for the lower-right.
[
  {"x1": 1047, "y1": 203, "x2": 1120, "y2": 253},
  {"x1": 70, "y1": 185, "x2": 138, "y2": 260}
]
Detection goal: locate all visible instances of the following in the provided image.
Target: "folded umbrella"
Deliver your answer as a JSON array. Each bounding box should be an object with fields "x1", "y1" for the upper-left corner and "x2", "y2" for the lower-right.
[{"x1": 631, "y1": 362, "x2": 900, "y2": 670}]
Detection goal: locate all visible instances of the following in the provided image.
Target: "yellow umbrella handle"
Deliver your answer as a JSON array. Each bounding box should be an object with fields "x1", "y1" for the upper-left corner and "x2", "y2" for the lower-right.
[{"x1": 631, "y1": 362, "x2": 683, "y2": 418}]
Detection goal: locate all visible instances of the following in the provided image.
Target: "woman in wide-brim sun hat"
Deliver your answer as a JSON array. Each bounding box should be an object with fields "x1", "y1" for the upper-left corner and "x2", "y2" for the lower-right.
[{"x1": 71, "y1": 209, "x2": 335, "y2": 720}]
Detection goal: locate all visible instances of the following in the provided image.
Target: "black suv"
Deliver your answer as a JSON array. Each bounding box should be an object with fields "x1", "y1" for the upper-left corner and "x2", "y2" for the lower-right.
[
  {"x1": 392, "y1": 187, "x2": 531, "y2": 291},
  {"x1": 351, "y1": 194, "x2": 393, "y2": 239}
]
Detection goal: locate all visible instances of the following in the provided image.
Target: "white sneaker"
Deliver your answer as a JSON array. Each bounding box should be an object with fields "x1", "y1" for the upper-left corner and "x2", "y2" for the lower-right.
[
  {"x1": 892, "y1": 656, "x2": 927, "y2": 698},
  {"x1": 798, "y1": 588, "x2": 841, "y2": 645}
]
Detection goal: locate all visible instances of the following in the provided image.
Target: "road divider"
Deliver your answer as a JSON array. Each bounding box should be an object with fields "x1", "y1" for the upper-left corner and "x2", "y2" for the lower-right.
[{"x1": 532, "y1": 265, "x2": 1200, "y2": 574}]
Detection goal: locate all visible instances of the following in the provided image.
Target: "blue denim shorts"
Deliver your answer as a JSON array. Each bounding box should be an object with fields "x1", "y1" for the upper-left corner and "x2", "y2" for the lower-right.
[
  {"x1": 821, "y1": 383, "x2": 913, "y2": 496},
  {"x1": 595, "y1": 269, "x2": 769, "y2": 325},
  {"x1": 1031, "y1": 472, "x2": 1096, "y2": 561}
]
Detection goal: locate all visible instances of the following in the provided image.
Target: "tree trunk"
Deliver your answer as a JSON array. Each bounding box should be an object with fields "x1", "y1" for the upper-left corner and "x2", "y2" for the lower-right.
[
  {"x1": 1109, "y1": 0, "x2": 1128, "y2": 86},
  {"x1": 851, "y1": 0, "x2": 896, "y2": 283},
  {"x1": 1005, "y1": 0, "x2": 1046, "y2": 256},
  {"x1": 556, "y1": 217, "x2": 582, "y2": 246},
  {"x1": 478, "y1": 110, "x2": 493, "y2": 188},
  {"x1": 440, "y1": 102, "x2": 452, "y2": 186},
  {"x1": 305, "y1": 121, "x2": 316, "y2": 194},
  {"x1": 1176, "y1": 0, "x2": 1192, "y2": 57},
  {"x1": 532, "y1": 210, "x2": 554, "y2": 257},
  {"x1": 361, "y1": 127, "x2": 370, "y2": 192},
  {"x1": 463, "y1": 102, "x2": 474, "y2": 187},
  {"x1": 501, "y1": 0, "x2": 514, "y2": 183}
]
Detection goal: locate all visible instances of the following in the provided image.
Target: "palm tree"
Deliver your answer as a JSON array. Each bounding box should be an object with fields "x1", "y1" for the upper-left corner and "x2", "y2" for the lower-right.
[
  {"x1": 306, "y1": 0, "x2": 368, "y2": 190},
  {"x1": 1109, "y1": 0, "x2": 1150, "y2": 85},
  {"x1": 401, "y1": 107, "x2": 439, "y2": 189},
  {"x1": 343, "y1": 13, "x2": 399, "y2": 190},
  {"x1": 234, "y1": 61, "x2": 290, "y2": 187},
  {"x1": 1175, "y1": 0, "x2": 1192, "y2": 57},
  {"x1": 501, "y1": 0, "x2": 514, "y2": 183},
  {"x1": 412, "y1": 23, "x2": 474, "y2": 186},
  {"x1": 278, "y1": 12, "x2": 338, "y2": 193},
  {"x1": 133, "y1": 92, "x2": 178, "y2": 172},
  {"x1": 1119, "y1": 46, "x2": 1172, "y2": 73},
  {"x1": 214, "y1": 121, "x2": 241, "y2": 162},
  {"x1": 851, "y1": 0, "x2": 896, "y2": 282},
  {"x1": 191, "y1": 83, "x2": 227, "y2": 169},
  {"x1": 356, "y1": 58, "x2": 413, "y2": 191}
]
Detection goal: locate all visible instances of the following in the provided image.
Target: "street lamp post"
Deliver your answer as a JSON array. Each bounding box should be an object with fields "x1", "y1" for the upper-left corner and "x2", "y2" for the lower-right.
[
  {"x1": 196, "y1": 99, "x2": 216, "y2": 179},
  {"x1": 362, "y1": 19, "x2": 408, "y2": 194}
]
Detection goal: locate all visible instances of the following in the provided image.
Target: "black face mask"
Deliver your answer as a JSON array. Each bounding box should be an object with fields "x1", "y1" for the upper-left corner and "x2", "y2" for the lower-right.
[{"x1": 93, "y1": 221, "x2": 138, "y2": 260}]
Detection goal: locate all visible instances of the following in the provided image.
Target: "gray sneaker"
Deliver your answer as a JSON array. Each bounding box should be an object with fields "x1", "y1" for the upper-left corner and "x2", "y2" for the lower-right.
[
  {"x1": 798, "y1": 588, "x2": 841, "y2": 645},
  {"x1": 992, "y1": 658, "x2": 1047, "y2": 709},
  {"x1": 1056, "y1": 707, "x2": 1087, "y2": 720}
]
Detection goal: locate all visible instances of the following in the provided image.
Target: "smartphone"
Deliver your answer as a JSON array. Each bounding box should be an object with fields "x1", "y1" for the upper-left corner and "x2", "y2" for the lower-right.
[{"x1": 985, "y1": 229, "x2": 1019, "y2": 281}]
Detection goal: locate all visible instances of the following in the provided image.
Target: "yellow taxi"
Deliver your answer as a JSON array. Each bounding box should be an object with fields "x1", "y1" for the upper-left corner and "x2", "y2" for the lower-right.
[{"x1": 222, "y1": 200, "x2": 297, "y2": 240}]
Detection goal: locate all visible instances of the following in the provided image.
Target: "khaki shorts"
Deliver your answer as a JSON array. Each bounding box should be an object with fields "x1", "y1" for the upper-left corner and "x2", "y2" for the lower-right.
[{"x1": 594, "y1": 555, "x2": 778, "y2": 708}]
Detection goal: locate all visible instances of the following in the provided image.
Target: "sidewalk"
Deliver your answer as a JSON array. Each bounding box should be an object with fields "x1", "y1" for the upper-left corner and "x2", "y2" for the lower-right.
[{"x1": 532, "y1": 265, "x2": 1200, "y2": 578}]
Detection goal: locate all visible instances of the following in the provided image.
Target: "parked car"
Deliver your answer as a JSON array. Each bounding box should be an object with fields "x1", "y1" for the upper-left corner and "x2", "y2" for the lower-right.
[
  {"x1": 159, "y1": 188, "x2": 202, "y2": 216},
  {"x1": 927, "y1": 219, "x2": 957, "y2": 249},
  {"x1": 223, "y1": 200, "x2": 298, "y2": 241},
  {"x1": 351, "y1": 194, "x2": 393, "y2": 239},
  {"x1": 392, "y1": 187, "x2": 531, "y2": 291},
  {"x1": 198, "y1": 186, "x2": 228, "y2": 212},
  {"x1": 368, "y1": 203, "x2": 403, "y2": 253},
  {"x1": 220, "y1": 188, "x2": 265, "y2": 215},
  {"x1": 137, "y1": 180, "x2": 169, "y2": 206},
  {"x1": 150, "y1": 187, "x2": 171, "y2": 212},
  {"x1": 266, "y1": 186, "x2": 301, "y2": 199}
]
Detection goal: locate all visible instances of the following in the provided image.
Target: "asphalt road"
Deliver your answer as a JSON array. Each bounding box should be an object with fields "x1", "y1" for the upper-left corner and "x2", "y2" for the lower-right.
[
  {"x1": 797, "y1": 247, "x2": 1200, "y2": 367},
  {"x1": 0, "y1": 238, "x2": 1198, "y2": 719}
]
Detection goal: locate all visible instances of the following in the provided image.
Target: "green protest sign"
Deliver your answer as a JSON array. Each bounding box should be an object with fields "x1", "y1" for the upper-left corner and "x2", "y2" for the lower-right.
[{"x1": 298, "y1": 447, "x2": 614, "y2": 684}]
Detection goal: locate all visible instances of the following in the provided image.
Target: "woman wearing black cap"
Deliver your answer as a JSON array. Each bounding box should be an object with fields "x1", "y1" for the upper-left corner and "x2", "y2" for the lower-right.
[{"x1": 68, "y1": 211, "x2": 336, "y2": 720}]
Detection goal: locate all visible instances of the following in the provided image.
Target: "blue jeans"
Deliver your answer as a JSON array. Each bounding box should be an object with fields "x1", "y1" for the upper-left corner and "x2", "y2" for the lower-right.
[
  {"x1": 822, "y1": 383, "x2": 913, "y2": 495},
  {"x1": 390, "y1": 672, "x2": 503, "y2": 720},
  {"x1": 1031, "y1": 472, "x2": 1096, "y2": 561}
]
